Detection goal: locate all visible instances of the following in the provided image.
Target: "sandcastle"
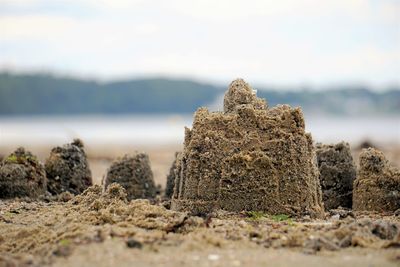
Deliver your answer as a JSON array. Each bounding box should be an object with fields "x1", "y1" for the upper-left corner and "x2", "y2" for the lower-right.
[
  {"x1": 171, "y1": 79, "x2": 324, "y2": 217},
  {"x1": 45, "y1": 139, "x2": 93, "y2": 195},
  {"x1": 165, "y1": 152, "x2": 181, "y2": 198},
  {"x1": 103, "y1": 153, "x2": 157, "y2": 200},
  {"x1": 353, "y1": 148, "x2": 400, "y2": 212},
  {"x1": 0, "y1": 147, "x2": 47, "y2": 198},
  {"x1": 315, "y1": 142, "x2": 356, "y2": 210}
]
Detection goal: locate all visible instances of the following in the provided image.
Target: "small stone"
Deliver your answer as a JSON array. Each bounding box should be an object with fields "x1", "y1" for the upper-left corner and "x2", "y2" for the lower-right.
[
  {"x1": 329, "y1": 208, "x2": 355, "y2": 219},
  {"x1": 371, "y1": 220, "x2": 399, "y2": 240},
  {"x1": 126, "y1": 238, "x2": 143, "y2": 249},
  {"x1": 395, "y1": 209, "x2": 400, "y2": 216},
  {"x1": 330, "y1": 214, "x2": 340, "y2": 221},
  {"x1": 304, "y1": 236, "x2": 339, "y2": 252},
  {"x1": 208, "y1": 254, "x2": 220, "y2": 261},
  {"x1": 57, "y1": 191, "x2": 74, "y2": 202}
]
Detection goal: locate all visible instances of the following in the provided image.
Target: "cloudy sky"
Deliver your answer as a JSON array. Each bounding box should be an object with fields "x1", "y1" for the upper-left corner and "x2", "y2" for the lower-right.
[{"x1": 0, "y1": 0, "x2": 399, "y2": 88}]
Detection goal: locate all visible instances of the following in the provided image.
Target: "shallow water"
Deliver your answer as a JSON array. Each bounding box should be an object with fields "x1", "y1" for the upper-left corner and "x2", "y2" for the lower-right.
[{"x1": 0, "y1": 115, "x2": 399, "y2": 146}]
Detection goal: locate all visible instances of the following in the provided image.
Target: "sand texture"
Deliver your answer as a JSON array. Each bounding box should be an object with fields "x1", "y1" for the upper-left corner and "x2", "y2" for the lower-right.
[
  {"x1": 353, "y1": 148, "x2": 400, "y2": 212},
  {"x1": 172, "y1": 79, "x2": 323, "y2": 217},
  {"x1": 0, "y1": 147, "x2": 47, "y2": 199},
  {"x1": 103, "y1": 153, "x2": 157, "y2": 200},
  {"x1": 0, "y1": 186, "x2": 399, "y2": 266},
  {"x1": 45, "y1": 139, "x2": 92, "y2": 195},
  {"x1": 316, "y1": 142, "x2": 356, "y2": 210}
]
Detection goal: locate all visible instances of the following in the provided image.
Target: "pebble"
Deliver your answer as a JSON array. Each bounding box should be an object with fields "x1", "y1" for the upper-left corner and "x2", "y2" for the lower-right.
[
  {"x1": 126, "y1": 238, "x2": 143, "y2": 249},
  {"x1": 208, "y1": 254, "x2": 220, "y2": 261}
]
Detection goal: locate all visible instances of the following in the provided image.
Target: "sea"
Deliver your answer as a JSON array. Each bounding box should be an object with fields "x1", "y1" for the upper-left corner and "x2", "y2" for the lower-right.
[{"x1": 0, "y1": 114, "x2": 399, "y2": 147}]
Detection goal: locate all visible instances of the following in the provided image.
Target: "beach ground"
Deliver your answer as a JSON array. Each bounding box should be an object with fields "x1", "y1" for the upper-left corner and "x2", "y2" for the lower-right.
[{"x1": 0, "y1": 142, "x2": 399, "y2": 267}]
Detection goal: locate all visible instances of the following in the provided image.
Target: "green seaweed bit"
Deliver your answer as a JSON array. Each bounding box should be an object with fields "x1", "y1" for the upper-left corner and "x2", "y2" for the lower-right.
[
  {"x1": 270, "y1": 214, "x2": 295, "y2": 226},
  {"x1": 247, "y1": 211, "x2": 268, "y2": 220},
  {"x1": 5, "y1": 154, "x2": 38, "y2": 164},
  {"x1": 5, "y1": 155, "x2": 19, "y2": 163},
  {"x1": 59, "y1": 239, "x2": 71, "y2": 246},
  {"x1": 271, "y1": 214, "x2": 291, "y2": 222}
]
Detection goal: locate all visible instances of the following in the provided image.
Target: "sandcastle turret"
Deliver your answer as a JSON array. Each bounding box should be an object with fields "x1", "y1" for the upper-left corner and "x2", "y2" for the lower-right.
[
  {"x1": 223, "y1": 79, "x2": 267, "y2": 113},
  {"x1": 353, "y1": 148, "x2": 400, "y2": 212},
  {"x1": 171, "y1": 79, "x2": 324, "y2": 217},
  {"x1": 0, "y1": 147, "x2": 47, "y2": 198},
  {"x1": 315, "y1": 142, "x2": 356, "y2": 210},
  {"x1": 103, "y1": 152, "x2": 157, "y2": 200},
  {"x1": 45, "y1": 139, "x2": 93, "y2": 195}
]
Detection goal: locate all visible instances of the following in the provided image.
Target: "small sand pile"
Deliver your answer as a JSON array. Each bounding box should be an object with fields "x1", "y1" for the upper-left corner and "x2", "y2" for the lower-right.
[
  {"x1": 305, "y1": 218, "x2": 400, "y2": 252},
  {"x1": 45, "y1": 139, "x2": 92, "y2": 195},
  {"x1": 0, "y1": 184, "x2": 189, "y2": 265},
  {"x1": 165, "y1": 152, "x2": 181, "y2": 198},
  {"x1": 0, "y1": 147, "x2": 47, "y2": 198},
  {"x1": 315, "y1": 142, "x2": 356, "y2": 210},
  {"x1": 103, "y1": 153, "x2": 157, "y2": 200},
  {"x1": 353, "y1": 148, "x2": 400, "y2": 212},
  {"x1": 172, "y1": 79, "x2": 323, "y2": 217},
  {"x1": 71, "y1": 184, "x2": 186, "y2": 229}
]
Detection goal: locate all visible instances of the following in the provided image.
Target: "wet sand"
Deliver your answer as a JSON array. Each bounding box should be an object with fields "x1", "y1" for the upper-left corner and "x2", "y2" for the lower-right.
[
  {"x1": 0, "y1": 142, "x2": 399, "y2": 266},
  {"x1": 1, "y1": 184, "x2": 399, "y2": 267}
]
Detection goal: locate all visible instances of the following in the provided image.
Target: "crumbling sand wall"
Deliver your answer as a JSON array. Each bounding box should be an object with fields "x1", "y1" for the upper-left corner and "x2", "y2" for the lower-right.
[
  {"x1": 316, "y1": 142, "x2": 356, "y2": 210},
  {"x1": 0, "y1": 147, "x2": 47, "y2": 198},
  {"x1": 103, "y1": 153, "x2": 157, "y2": 200},
  {"x1": 165, "y1": 152, "x2": 181, "y2": 198},
  {"x1": 171, "y1": 79, "x2": 324, "y2": 217},
  {"x1": 353, "y1": 148, "x2": 400, "y2": 212}
]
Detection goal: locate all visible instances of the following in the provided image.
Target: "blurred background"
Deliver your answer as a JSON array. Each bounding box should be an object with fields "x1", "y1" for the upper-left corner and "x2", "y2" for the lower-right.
[{"x1": 0, "y1": 0, "x2": 399, "y2": 184}]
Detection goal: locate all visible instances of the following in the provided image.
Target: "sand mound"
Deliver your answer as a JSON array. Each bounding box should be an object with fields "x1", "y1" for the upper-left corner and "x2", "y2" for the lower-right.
[
  {"x1": 353, "y1": 148, "x2": 400, "y2": 212},
  {"x1": 315, "y1": 142, "x2": 356, "y2": 210},
  {"x1": 103, "y1": 153, "x2": 157, "y2": 200},
  {"x1": 165, "y1": 152, "x2": 181, "y2": 198},
  {"x1": 171, "y1": 79, "x2": 323, "y2": 217},
  {"x1": 0, "y1": 184, "x2": 188, "y2": 265},
  {"x1": 45, "y1": 139, "x2": 93, "y2": 195},
  {"x1": 0, "y1": 147, "x2": 47, "y2": 198}
]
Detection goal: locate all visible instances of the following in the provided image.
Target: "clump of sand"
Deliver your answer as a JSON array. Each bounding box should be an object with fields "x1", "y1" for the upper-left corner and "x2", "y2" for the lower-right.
[
  {"x1": 0, "y1": 147, "x2": 47, "y2": 198},
  {"x1": 103, "y1": 153, "x2": 157, "y2": 200},
  {"x1": 315, "y1": 142, "x2": 356, "y2": 210},
  {"x1": 1, "y1": 184, "x2": 399, "y2": 266},
  {"x1": 45, "y1": 139, "x2": 92, "y2": 195},
  {"x1": 165, "y1": 152, "x2": 181, "y2": 199},
  {"x1": 172, "y1": 79, "x2": 323, "y2": 218},
  {"x1": 0, "y1": 184, "x2": 189, "y2": 265},
  {"x1": 353, "y1": 148, "x2": 400, "y2": 212}
]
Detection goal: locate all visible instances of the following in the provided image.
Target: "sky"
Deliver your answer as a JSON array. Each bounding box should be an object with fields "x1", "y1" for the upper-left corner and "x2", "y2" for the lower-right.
[{"x1": 0, "y1": 0, "x2": 399, "y2": 88}]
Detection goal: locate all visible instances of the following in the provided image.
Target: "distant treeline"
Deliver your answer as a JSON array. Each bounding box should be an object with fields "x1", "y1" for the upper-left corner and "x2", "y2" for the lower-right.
[{"x1": 0, "y1": 72, "x2": 399, "y2": 116}]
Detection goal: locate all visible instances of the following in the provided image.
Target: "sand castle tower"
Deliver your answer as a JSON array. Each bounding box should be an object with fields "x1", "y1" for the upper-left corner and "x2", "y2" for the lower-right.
[
  {"x1": 353, "y1": 148, "x2": 400, "y2": 212},
  {"x1": 103, "y1": 153, "x2": 157, "y2": 200},
  {"x1": 0, "y1": 147, "x2": 47, "y2": 198},
  {"x1": 165, "y1": 152, "x2": 181, "y2": 198},
  {"x1": 315, "y1": 142, "x2": 356, "y2": 210},
  {"x1": 171, "y1": 79, "x2": 324, "y2": 217},
  {"x1": 45, "y1": 139, "x2": 93, "y2": 195}
]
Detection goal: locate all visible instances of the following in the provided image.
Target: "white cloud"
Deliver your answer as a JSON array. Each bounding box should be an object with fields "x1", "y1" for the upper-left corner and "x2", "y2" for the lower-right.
[
  {"x1": 0, "y1": 14, "x2": 160, "y2": 42},
  {"x1": 0, "y1": 0, "x2": 399, "y2": 87}
]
